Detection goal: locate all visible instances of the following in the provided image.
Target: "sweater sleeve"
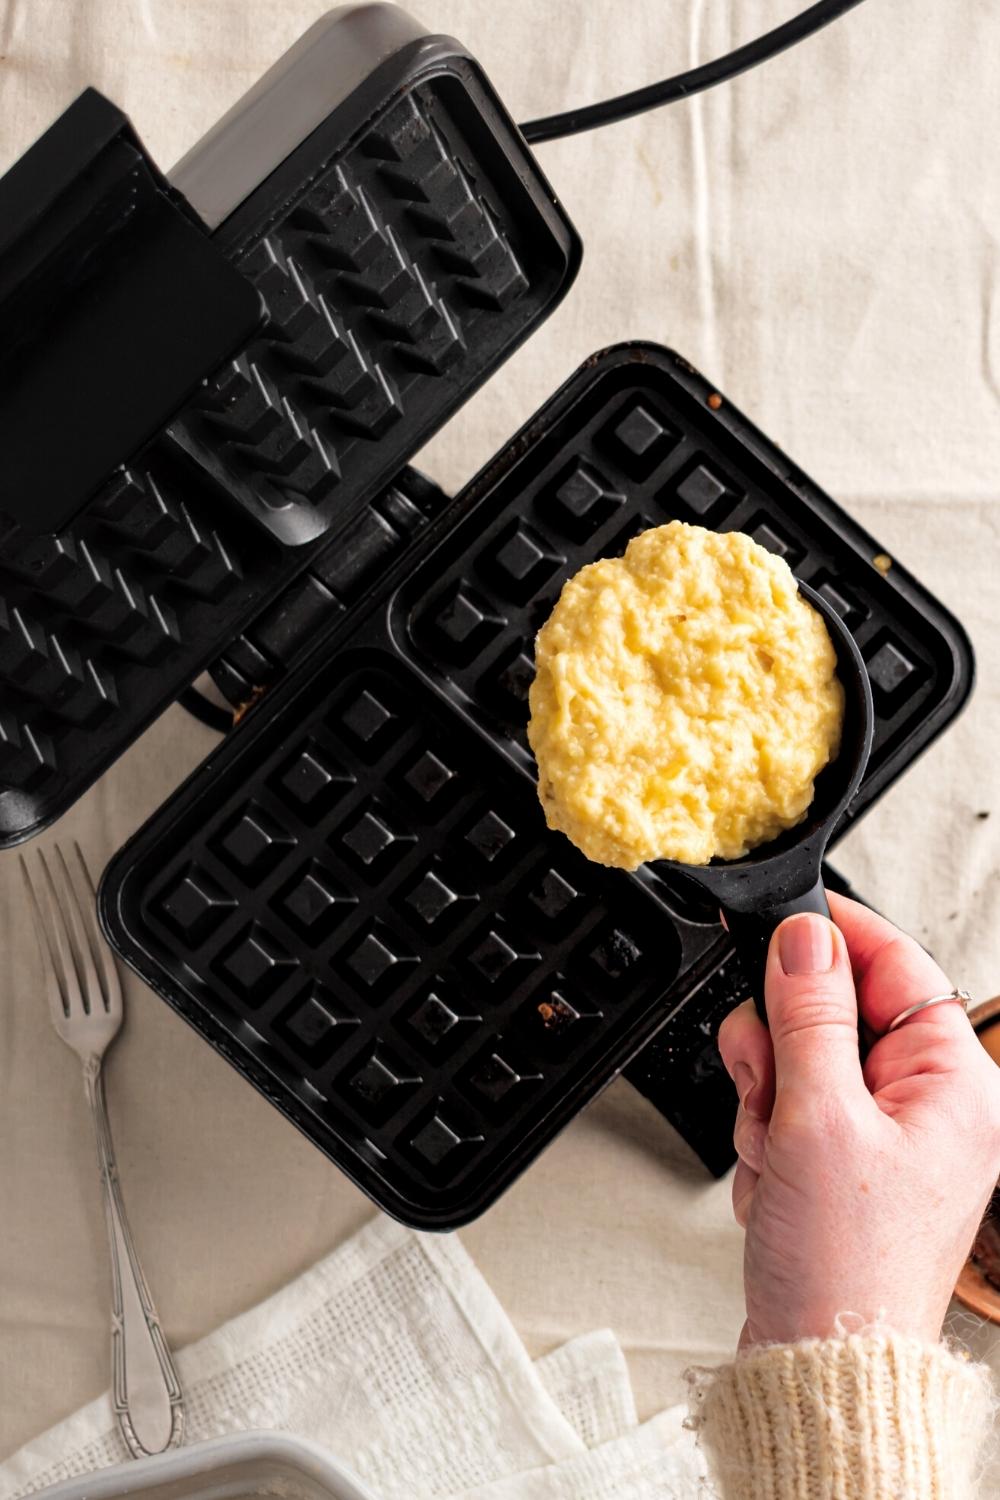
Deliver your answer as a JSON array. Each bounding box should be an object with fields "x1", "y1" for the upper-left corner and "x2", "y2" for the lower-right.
[{"x1": 686, "y1": 1333, "x2": 994, "y2": 1500}]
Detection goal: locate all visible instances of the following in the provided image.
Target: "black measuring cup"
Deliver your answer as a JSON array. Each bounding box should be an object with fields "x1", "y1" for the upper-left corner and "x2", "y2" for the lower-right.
[{"x1": 653, "y1": 583, "x2": 874, "y2": 1023}]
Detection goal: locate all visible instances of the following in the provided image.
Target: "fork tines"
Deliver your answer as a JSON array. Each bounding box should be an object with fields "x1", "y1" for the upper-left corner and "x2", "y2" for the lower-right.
[{"x1": 20, "y1": 842, "x2": 122, "y2": 1028}]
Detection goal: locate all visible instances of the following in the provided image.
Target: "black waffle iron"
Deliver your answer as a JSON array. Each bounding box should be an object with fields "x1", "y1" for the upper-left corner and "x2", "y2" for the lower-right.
[{"x1": 0, "y1": 4, "x2": 974, "y2": 1225}]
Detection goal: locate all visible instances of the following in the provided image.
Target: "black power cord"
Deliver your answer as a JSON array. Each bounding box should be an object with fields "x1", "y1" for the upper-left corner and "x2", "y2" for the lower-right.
[{"x1": 519, "y1": 0, "x2": 867, "y2": 144}]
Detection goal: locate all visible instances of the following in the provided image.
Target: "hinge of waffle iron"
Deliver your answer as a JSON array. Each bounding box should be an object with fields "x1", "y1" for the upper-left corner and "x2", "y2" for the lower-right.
[{"x1": 208, "y1": 465, "x2": 450, "y2": 712}]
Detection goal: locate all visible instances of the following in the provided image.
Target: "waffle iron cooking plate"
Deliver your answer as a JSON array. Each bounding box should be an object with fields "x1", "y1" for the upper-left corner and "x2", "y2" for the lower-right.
[{"x1": 100, "y1": 343, "x2": 974, "y2": 1227}]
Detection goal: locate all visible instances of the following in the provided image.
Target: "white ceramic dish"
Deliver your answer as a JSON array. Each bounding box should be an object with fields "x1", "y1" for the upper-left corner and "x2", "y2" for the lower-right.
[{"x1": 33, "y1": 1433, "x2": 379, "y2": 1500}]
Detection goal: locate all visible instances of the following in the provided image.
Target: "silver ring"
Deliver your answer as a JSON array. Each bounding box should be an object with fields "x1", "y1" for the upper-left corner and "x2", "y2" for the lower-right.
[{"x1": 885, "y1": 988, "x2": 973, "y2": 1033}]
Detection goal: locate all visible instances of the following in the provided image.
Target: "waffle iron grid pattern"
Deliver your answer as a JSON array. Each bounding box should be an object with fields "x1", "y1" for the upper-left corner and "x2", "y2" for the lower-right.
[
  {"x1": 104, "y1": 350, "x2": 972, "y2": 1224},
  {"x1": 400, "y1": 381, "x2": 950, "y2": 805},
  {"x1": 0, "y1": 70, "x2": 576, "y2": 842},
  {"x1": 168, "y1": 88, "x2": 531, "y2": 538},
  {"x1": 137, "y1": 653, "x2": 697, "y2": 1216}
]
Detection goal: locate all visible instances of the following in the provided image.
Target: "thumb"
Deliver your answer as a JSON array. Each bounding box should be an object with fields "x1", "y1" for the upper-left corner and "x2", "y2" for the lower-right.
[{"x1": 765, "y1": 913, "x2": 866, "y2": 1098}]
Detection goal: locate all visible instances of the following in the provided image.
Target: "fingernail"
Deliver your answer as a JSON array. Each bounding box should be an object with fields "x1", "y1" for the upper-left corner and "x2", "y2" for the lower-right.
[
  {"x1": 732, "y1": 1061, "x2": 756, "y2": 1109},
  {"x1": 778, "y1": 914, "x2": 835, "y2": 975}
]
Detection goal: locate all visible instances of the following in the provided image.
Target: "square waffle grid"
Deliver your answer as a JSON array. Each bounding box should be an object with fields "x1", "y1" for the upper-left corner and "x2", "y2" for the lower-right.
[
  {"x1": 104, "y1": 346, "x2": 973, "y2": 1224},
  {"x1": 127, "y1": 651, "x2": 707, "y2": 1224},
  {"x1": 0, "y1": 62, "x2": 577, "y2": 844},
  {"x1": 397, "y1": 373, "x2": 956, "y2": 835}
]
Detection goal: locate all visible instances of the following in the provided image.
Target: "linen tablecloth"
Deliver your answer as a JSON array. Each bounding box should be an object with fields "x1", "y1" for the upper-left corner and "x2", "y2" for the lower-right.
[
  {"x1": 0, "y1": 1217, "x2": 707, "y2": 1499},
  {"x1": 2, "y1": 0, "x2": 999, "y2": 1468}
]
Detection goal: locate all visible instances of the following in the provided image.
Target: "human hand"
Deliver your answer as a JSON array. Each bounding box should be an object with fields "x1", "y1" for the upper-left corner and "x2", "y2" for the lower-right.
[{"x1": 717, "y1": 893, "x2": 1000, "y2": 1349}]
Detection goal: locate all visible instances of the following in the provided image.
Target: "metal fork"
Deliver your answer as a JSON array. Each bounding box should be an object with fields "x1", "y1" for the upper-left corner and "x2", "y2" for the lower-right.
[{"x1": 21, "y1": 841, "x2": 184, "y2": 1458}]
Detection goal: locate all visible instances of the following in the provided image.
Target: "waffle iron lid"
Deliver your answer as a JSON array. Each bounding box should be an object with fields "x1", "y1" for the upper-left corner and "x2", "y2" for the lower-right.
[{"x1": 0, "y1": 7, "x2": 582, "y2": 846}]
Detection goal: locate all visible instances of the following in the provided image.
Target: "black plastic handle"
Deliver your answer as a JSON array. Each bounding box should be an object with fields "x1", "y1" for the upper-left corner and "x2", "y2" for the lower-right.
[
  {"x1": 722, "y1": 876, "x2": 830, "y2": 1025},
  {"x1": 0, "y1": 89, "x2": 263, "y2": 535}
]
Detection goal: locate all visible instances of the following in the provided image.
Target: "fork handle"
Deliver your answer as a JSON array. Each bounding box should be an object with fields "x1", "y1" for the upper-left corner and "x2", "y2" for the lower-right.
[{"x1": 84, "y1": 1059, "x2": 184, "y2": 1457}]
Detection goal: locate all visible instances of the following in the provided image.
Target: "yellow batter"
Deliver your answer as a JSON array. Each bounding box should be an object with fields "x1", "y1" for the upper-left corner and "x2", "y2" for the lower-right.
[{"x1": 527, "y1": 520, "x2": 844, "y2": 870}]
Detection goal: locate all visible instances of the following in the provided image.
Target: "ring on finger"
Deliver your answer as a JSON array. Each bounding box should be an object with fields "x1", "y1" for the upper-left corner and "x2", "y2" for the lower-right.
[{"x1": 884, "y1": 988, "x2": 973, "y2": 1034}]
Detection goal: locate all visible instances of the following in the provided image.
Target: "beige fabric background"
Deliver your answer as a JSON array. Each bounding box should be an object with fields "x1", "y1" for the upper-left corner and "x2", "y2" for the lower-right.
[{"x1": 2, "y1": 0, "x2": 1000, "y2": 1467}]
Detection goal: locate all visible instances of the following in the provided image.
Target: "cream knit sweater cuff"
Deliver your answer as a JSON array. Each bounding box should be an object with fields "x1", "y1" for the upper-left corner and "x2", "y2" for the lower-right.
[{"x1": 687, "y1": 1333, "x2": 994, "y2": 1500}]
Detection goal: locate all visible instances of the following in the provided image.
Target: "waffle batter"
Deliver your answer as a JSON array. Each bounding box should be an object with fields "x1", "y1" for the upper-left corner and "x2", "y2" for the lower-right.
[{"x1": 527, "y1": 520, "x2": 844, "y2": 869}]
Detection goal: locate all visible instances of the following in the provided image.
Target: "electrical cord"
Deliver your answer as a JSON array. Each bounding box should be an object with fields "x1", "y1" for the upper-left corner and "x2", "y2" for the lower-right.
[{"x1": 519, "y1": 0, "x2": 867, "y2": 144}]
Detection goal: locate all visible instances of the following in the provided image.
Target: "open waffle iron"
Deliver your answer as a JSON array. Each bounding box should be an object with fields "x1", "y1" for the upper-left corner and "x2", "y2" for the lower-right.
[{"x1": 0, "y1": 4, "x2": 973, "y2": 1225}]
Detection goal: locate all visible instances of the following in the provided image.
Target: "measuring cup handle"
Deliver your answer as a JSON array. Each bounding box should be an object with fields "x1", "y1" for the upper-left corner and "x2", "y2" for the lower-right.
[{"x1": 722, "y1": 877, "x2": 830, "y2": 1025}]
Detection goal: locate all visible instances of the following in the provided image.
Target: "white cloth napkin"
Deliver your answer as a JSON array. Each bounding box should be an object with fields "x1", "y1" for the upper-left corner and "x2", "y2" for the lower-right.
[{"x1": 0, "y1": 1217, "x2": 709, "y2": 1500}]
